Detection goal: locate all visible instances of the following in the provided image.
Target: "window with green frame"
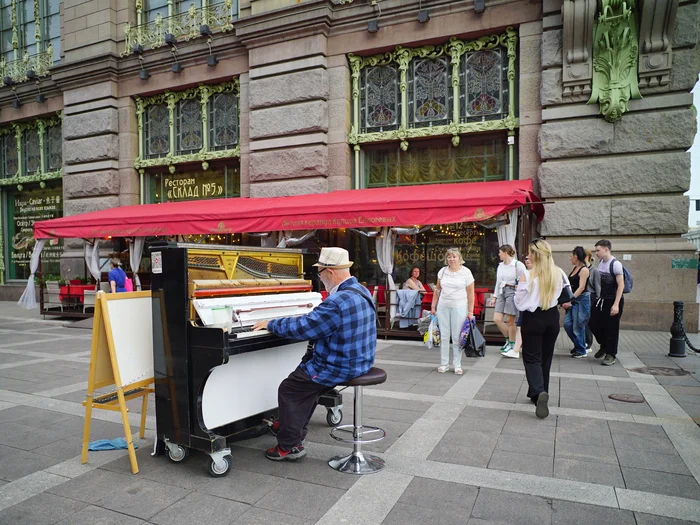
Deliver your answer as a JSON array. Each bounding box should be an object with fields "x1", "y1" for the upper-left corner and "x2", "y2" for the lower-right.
[
  {"x1": 364, "y1": 136, "x2": 507, "y2": 188},
  {"x1": 6, "y1": 180, "x2": 63, "y2": 281},
  {"x1": 136, "y1": 80, "x2": 240, "y2": 173},
  {"x1": 144, "y1": 0, "x2": 230, "y2": 22},
  {"x1": 0, "y1": 118, "x2": 62, "y2": 180},
  {"x1": 0, "y1": 0, "x2": 59, "y2": 64},
  {"x1": 348, "y1": 28, "x2": 517, "y2": 186}
]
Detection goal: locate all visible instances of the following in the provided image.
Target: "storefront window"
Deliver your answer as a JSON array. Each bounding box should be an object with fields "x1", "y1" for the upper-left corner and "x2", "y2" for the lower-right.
[
  {"x1": 147, "y1": 164, "x2": 240, "y2": 203},
  {"x1": 5, "y1": 182, "x2": 63, "y2": 280},
  {"x1": 365, "y1": 136, "x2": 506, "y2": 188},
  {"x1": 344, "y1": 224, "x2": 500, "y2": 289}
]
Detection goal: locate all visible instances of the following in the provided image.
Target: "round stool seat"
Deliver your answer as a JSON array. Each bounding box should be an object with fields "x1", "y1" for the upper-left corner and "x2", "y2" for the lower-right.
[{"x1": 340, "y1": 367, "x2": 386, "y2": 387}]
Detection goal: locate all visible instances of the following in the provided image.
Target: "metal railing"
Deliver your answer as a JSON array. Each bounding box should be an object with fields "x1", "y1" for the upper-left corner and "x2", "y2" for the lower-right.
[
  {"x1": 0, "y1": 46, "x2": 54, "y2": 87},
  {"x1": 123, "y1": 1, "x2": 235, "y2": 56}
]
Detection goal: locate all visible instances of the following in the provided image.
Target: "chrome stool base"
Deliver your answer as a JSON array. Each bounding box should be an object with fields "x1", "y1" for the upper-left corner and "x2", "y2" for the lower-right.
[{"x1": 329, "y1": 451, "x2": 385, "y2": 474}]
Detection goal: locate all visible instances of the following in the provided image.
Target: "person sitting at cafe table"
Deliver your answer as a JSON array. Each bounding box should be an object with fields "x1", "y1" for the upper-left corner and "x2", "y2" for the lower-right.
[{"x1": 403, "y1": 266, "x2": 427, "y2": 292}]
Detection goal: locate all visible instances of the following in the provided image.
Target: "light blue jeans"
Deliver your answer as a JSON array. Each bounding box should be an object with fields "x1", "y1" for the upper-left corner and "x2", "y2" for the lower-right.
[
  {"x1": 437, "y1": 304, "x2": 467, "y2": 369},
  {"x1": 564, "y1": 292, "x2": 591, "y2": 354}
]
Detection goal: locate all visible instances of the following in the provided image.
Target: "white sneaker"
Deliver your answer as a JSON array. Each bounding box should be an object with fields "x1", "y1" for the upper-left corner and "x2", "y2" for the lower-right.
[
  {"x1": 502, "y1": 349, "x2": 520, "y2": 359},
  {"x1": 437, "y1": 365, "x2": 449, "y2": 373}
]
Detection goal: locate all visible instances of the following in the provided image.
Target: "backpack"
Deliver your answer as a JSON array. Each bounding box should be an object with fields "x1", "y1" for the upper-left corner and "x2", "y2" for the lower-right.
[{"x1": 610, "y1": 257, "x2": 633, "y2": 294}]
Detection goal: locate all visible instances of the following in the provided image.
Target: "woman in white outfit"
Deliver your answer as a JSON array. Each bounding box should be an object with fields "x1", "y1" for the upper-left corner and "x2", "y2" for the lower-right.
[
  {"x1": 489, "y1": 244, "x2": 526, "y2": 357},
  {"x1": 431, "y1": 248, "x2": 475, "y2": 375}
]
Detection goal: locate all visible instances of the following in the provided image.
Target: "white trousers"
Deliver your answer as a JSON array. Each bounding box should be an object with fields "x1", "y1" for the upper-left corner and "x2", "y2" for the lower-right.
[{"x1": 437, "y1": 304, "x2": 467, "y2": 369}]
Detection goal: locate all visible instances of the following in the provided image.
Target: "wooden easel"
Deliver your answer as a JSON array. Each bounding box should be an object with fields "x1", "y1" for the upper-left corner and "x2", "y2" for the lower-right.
[{"x1": 81, "y1": 291, "x2": 154, "y2": 474}]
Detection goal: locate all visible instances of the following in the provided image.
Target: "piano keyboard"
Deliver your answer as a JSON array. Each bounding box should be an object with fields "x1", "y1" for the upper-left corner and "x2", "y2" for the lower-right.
[{"x1": 230, "y1": 327, "x2": 270, "y2": 339}]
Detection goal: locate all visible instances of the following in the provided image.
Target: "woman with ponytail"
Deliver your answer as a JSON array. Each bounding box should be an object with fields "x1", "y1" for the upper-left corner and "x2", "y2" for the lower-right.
[{"x1": 514, "y1": 239, "x2": 569, "y2": 419}]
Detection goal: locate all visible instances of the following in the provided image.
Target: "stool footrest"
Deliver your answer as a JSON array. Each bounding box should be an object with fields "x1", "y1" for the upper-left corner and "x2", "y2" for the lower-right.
[{"x1": 330, "y1": 424, "x2": 386, "y2": 445}]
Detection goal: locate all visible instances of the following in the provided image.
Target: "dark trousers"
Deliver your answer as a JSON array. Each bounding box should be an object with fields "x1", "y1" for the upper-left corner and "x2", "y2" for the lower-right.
[
  {"x1": 521, "y1": 307, "x2": 560, "y2": 399},
  {"x1": 589, "y1": 297, "x2": 624, "y2": 357},
  {"x1": 276, "y1": 366, "x2": 329, "y2": 450}
]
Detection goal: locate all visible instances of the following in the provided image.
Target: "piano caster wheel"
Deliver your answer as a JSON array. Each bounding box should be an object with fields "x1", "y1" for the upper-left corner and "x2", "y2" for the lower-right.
[
  {"x1": 208, "y1": 455, "x2": 232, "y2": 477},
  {"x1": 167, "y1": 444, "x2": 189, "y2": 463},
  {"x1": 326, "y1": 408, "x2": 343, "y2": 426}
]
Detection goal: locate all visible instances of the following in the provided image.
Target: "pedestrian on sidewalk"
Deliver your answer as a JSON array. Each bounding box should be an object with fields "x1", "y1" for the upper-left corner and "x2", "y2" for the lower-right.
[
  {"x1": 584, "y1": 248, "x2": 601, "y2": 351},
  {"x1": 489, "y1": 244, "x2": 526, "y2": 358},
  {"x1": 515, "y1": 239, "x2": 569, "y2": 419},
  {"x1": 510, "y1": 254, "x2": 532, "y2": 357},
  {"x1": 589, "y1": 240, "x2": 625, "y2": 366},
  {"x1": 431, "y1": 247, "x2": 475, "y2": 376},
  {"x1": 563, "y1": 247, "x2": 591, "y2": 358}
]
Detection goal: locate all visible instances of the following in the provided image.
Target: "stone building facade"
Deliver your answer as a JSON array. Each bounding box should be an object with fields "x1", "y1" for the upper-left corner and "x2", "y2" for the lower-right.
[{"x1": 0, "y1": 0, "x2": 698, "y2": 330}]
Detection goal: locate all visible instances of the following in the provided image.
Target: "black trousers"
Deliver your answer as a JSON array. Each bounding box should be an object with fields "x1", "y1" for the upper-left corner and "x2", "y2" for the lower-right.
[
  {"x1": 276, "y1": 366, "x2": 329, "y2": 450},
  {"x1": 521, "y1": 307, "x2": 560, "y2": 399},
  {"x1": 589, "y1": 297, "x2": 624, "y2": 357}
]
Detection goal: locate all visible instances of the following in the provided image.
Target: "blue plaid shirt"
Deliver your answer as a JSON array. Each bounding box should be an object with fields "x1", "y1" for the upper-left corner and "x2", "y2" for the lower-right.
[{"x1": 267, "y1": 277, "x2": 376, "y2": 387}]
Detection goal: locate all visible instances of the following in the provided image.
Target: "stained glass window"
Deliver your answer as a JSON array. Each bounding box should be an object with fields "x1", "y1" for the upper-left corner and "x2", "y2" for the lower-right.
[
  {"x1": 145, "y1": 104, "x2": 169, "y2": 158},
  {"x1": 365, "y1": 137, "x2": 506, "y2": 188},
  {"x1": 464, "y1": 49, "x2": 504, "y2": 119},
  {"x1": 176, "y1": 99, "x2": 203, "y2": 155},
  {"x1": 409, "y1": 57, "x2": 450, "y2": 127},
  {"x1": 361, "y1": 65, "x2": 400, "y2": 132},
  {"x1": 23, "y1": 129, "x2": 41, "y2": 174},
  {"x1": 3, "y1": 133, "x2": 17, "y2": 177},
  {"x1": 0, "y1": 0, "x2": 12, "y2": 63},
  {"x1": 46, "y1": 124, "x2": 61, "y2": 171},
  {"x1": 209, "y1": 92, "x2": 238, "y2": 150}
]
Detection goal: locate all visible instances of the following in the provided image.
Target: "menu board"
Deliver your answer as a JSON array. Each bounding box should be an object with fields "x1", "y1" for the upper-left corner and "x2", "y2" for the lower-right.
[{"x1": 8, "y1": 184, "x2": 63, "y2": 280}]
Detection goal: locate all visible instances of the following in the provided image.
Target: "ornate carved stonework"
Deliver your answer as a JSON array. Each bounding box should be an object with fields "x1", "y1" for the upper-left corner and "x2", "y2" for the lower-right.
[
  {"x1": 588, "y1": 0, "x2": 642, "y2": 122},
  {"x1": 637, "y1": 0, "x2": 678, "y2": 88},
  {"x1": 561, "y1": 0, "x2": 596, "y2": 97}
]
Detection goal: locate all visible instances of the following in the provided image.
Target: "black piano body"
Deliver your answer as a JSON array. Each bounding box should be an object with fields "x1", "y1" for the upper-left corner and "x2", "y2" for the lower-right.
[{"x1": 149, "y1": 243, "x2": 320, "y2": 477}]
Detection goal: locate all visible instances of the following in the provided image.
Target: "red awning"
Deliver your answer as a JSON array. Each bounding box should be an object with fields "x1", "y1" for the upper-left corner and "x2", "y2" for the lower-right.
[{"x1": 33, "y1": 180, "x2": 543, "y2": 239}]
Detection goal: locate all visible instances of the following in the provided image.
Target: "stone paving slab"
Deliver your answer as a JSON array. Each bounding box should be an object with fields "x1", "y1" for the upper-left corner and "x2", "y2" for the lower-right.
[{"x1": 0, "y1": 302, "x2": 697, "y2": 524}]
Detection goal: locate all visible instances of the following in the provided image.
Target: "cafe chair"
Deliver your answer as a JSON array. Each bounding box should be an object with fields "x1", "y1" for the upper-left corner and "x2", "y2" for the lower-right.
[
  {"x1": 45, "y1": 281, "x2": 64, "y2": 312},
  {"x1": 99, "y1": 282, "x2": 111, "y2": 293},
  {"x1": 83, "y1": 289, "x2": 97, "y2": 314}
]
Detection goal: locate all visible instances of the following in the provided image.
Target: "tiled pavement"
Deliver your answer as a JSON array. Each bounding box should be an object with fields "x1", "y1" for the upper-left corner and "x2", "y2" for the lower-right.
[{"x1": 0, "y1": 303, "x2": 699, "y2": 524}]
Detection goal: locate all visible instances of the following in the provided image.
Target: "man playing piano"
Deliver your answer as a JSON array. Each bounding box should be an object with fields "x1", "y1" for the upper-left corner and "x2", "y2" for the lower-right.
[{"x1": 253, "y1": 247, "x2": 377, "y2": 461}]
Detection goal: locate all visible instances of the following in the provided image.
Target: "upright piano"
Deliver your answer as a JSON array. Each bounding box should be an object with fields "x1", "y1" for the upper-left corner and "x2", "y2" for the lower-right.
[{"x1": 149, "y1": 242, "x2": 329, "y2": 477}]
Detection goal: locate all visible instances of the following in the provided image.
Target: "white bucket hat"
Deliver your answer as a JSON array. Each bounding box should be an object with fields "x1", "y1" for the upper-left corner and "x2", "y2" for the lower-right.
[{"x1": 313, "y1": 247, "x2": 354, "y2": 269}]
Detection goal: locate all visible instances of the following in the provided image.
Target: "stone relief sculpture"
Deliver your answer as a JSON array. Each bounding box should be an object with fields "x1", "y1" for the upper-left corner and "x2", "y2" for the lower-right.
[
  {"x1": 637, "y1": 0, "x2": 678, "y2": 88},
  {"x1": 588, "y1": 0, "x2": 642, "y2": 122},
  {"x1": 561, "y1": 0, "x2": 596, "y2": 97}
]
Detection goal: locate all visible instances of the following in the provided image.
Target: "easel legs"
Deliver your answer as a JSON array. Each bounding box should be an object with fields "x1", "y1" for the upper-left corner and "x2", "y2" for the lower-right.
[
  {"x1": 139, "y1": 392, "x2": 148, "y2": 440},
  {"x1": 81, "y1": 394, "x2": 94, "y2": 465},
  {"x1": 117, "y1": 388, "x2": 139, "y2": 475}
]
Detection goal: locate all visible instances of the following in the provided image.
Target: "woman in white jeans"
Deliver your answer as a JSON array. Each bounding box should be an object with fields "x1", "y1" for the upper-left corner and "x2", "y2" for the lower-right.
[{"x1": 431, "y1": 248, "x2": 475, "y2": 375}]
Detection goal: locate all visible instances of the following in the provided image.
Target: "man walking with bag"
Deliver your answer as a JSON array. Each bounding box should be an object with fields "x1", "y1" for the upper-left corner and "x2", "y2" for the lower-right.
[{"x1": 590, "y1": 240, "x2": 625, "y2": 366}]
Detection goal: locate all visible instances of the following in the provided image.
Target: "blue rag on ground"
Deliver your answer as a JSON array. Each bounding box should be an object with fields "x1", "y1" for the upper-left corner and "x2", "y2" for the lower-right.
[{"x1": 88, "y1": 438, "x2": 138, "y2": 451}]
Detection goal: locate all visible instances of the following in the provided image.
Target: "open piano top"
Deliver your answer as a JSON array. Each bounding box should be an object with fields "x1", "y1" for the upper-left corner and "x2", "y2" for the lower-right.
[{"x1": 191, "y1": 278, "x2": 323, "y2": 338}]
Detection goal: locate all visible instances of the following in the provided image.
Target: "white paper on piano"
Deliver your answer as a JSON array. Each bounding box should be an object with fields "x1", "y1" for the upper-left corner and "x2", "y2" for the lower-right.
[
  {"x1": 201, "y1": 341, "x2": 307, "y2": 429},
  {"x1": 193, "y1": 292, "x2": 323, "y2": 327}
]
